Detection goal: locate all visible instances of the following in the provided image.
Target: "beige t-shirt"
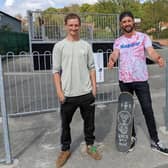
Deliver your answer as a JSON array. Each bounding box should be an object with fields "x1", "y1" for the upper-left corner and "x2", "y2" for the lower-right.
[{"x1": 52, "y1": 38, "x2": 95, "y2": 97}]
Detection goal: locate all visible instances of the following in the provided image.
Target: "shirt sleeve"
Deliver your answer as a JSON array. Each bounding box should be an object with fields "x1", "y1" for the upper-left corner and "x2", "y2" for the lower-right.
[
  {"x1": 52, "y1": 43, "x2": 62, "y2": 74},
  {"x1": 113, "y1": 39, "x2": 120, "y2": 50},
  {"x1": 87, "y1": 44, "x2": 95, "y2": 70},
  {"x1": 144, "y1": 34, "x2": 152, "y2": 48}
]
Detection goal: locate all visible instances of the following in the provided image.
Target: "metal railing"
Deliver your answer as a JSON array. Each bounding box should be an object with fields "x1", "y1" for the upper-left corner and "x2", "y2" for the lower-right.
[
  {"x1": 0, "y1": 51, "x2": 119, "y2": 164},
  {"x1": 28, "y1": 11, "x2": 119, "y2": 42},
  {"x1": 1, "y1": 51, "x2": 119, "y2": 116},
  {"x1": 2, "y1": 53, "x2": 58, "y2": 116}
]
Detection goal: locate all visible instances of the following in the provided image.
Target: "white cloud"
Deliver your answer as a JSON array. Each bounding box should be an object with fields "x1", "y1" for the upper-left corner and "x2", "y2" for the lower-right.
[
  {"x1": 4, "y1": 0, "x2": 15, "y2": 6},
  {"x1": 47, "y1": 0, "x2": 56, "y2": 6},
  {"x1": 55, "y1": 0, "x2": 98, "y2": 7}
]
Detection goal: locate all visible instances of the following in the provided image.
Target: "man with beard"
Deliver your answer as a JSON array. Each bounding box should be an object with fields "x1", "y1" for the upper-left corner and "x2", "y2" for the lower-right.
[{"x1": 108, "y1": 11, "x2": 168, "y2": 154}]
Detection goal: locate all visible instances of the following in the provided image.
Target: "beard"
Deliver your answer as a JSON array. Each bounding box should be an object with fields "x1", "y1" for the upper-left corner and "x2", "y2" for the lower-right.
[{"x1": 122, "y1": 25, "x2": 134, "y2": 33}]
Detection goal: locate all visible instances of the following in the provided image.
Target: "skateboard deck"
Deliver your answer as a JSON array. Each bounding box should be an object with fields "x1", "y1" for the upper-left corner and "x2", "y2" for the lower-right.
[{"x1": 115, "y1": 92, "x2": 134, "y2": 152}]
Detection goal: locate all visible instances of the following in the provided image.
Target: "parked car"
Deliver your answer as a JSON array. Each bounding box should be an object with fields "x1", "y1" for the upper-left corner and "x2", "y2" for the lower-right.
[
  {"x1": 152, "y1": 41, "x2": 163, "y2": 49},
  {"x1": 146, "y1": 41, "x2": 165, "y2": 64}
]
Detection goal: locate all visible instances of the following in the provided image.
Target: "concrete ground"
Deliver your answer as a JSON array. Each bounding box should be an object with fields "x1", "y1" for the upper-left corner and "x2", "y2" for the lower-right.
[{"x1": 1, "y1": 52, "x2": 168, "y2": 168}]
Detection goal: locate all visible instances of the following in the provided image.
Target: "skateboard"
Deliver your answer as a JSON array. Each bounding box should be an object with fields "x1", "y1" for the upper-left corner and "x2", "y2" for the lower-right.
[{"x1": 115, "y1": 92, "x2": 134, "y2": 152}]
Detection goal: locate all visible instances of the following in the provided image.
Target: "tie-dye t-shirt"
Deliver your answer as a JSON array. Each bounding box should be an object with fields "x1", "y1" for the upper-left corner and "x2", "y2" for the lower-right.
[{"x1": 114, "y1": 32, "x2": 152, "y2": 83}]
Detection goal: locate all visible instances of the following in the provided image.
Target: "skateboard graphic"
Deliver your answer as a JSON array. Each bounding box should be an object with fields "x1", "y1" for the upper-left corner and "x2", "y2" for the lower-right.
[{"x1": 115, "y1": 92, "x2": 134, "y2": 152}]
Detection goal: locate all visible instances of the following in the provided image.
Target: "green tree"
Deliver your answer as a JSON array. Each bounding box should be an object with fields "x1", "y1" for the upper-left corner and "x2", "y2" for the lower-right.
[
  {"x1": 60, "y1": 4, "x2": 80, "y2": 13},
  {"x1": 43, "y1": 7, "x2": 58, "y2": 13},
  {"x1": 95, "y1": 0, "x2": 118, "y2": 13},
  {"x1": 142, "y1": 0, "x2": 168, "y2": 37},
  {"x1": 80, "y1": 3, "x2": 92, "y2": 13}
]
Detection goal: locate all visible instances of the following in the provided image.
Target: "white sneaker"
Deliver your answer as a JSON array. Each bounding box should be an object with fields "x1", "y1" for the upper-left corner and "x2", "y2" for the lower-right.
[{"x1": 151, "y1": 141, "x2": 168, "y2": 156}]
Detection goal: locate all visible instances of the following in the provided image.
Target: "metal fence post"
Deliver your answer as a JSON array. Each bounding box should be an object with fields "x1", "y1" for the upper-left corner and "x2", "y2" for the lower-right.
[
  {"x1": 116, "y1": 14, "x2": 120, "y2": 37},
  {"x1": 0, "y1": 56, "x2": 12, "y2": 164},
  {"x1": 27, "y1": 10, "x2": 32, "y2": 54},
  {"x1": 165, "y1": 58, "x2": 168, "y2": 131}
]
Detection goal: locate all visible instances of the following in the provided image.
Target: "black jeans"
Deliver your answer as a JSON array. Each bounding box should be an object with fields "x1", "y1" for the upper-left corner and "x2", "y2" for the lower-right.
[
  {"x1": 119, "y1": 81, "x2": 159, "y2": 143},
  {"x1": 60, "y1": 92, "x2": 95, "y2": 151}
]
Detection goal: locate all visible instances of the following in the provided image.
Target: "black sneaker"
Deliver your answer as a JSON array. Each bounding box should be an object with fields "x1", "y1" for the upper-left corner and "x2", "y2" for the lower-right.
[
  {"x1": 151, "y1": 141, "x2": 168, "y2": 156},
  {"x1": 128, "y1": 136, "x2": 137, "y2": 152}
]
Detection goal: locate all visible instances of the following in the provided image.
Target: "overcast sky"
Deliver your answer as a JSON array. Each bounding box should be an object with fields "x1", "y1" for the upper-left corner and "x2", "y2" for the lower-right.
[{"x1": 0, "y1": 0, "x2": 98, "y2": 17}]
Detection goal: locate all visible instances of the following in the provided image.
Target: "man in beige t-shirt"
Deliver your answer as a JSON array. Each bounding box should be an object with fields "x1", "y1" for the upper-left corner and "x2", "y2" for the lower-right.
[{"x1": 52, "y1": 13, "x2": 102, "y2": 168}]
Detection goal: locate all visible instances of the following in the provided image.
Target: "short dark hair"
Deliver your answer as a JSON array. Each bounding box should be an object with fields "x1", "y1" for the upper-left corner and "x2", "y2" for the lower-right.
[
  {"x1": 119, "y1": 11, "x2": 134, "y2": 22},
  {"x1": 64, "y1": 13, "x2": 81, "y2": 25}
]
